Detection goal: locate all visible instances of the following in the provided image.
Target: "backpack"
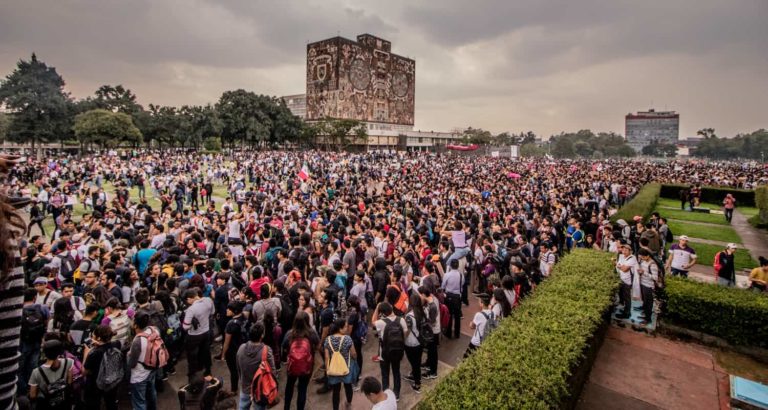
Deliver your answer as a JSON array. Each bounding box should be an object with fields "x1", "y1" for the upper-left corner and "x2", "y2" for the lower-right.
[
  {"x1": 389, "y1": 284, "x2": 409, "y2": 314},
  {"x1": 73, "y1": 259, "x2": 91, "y2": 282},
  {"x1": 286, "y1": 337, "x2": 314, "y2": 376},
  {"x1": 39, "y1": 359, "x2": 70, "y2": 408},
  {"x1": 381, "y1": 318, "x2": 405, "y2": 359},
  {"x1": 166, "y1": 312, "x2": 182, "y2": 343},
  {"x1": 713, "y1": 251, "x2": 724, "y2": 274},
  {"x1": 250, "y1": 346, "x2": 279, "y2": 407},
  {"x1": 96, "y1": 346, "x2": 124, "y2": 391},
  {"x1": 21, "y1": 305, "x2": 46, "y2": 344},
  {"x1": 439, "y1": 303, "x2": 450, "y2": 330},
  {"x1": 326, "y1": 336, "x2": 350, "y2": 377},
  {"x1": 406, "y1": 314, "x2": 434, "y2": 347},
  {"x1": 136, "y1": 327, "x2": 170, "y2": 369},
  {"x1": 664, "y1": 226, "x2": 673, "y2": 243},
  {"x1": 139, "y1": 305, "x2": 169, "y2": 339},
  {"x1": 58, "y1": 253, "x2": 77, "y2": 279},
  {"x1": 479, "y1": 312, "x2": 498, "y2": 343}
]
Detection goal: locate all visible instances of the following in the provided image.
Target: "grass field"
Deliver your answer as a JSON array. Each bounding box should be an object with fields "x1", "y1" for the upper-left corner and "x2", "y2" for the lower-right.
[
  {"x1": 670, "y1": 241, "x2": 756, "y2": 272},
  {"x1": 658, "y1": 209, "x2": 730, "y2": 225},
  {"x1": 657, "y1": 197, "x2": 759, "y2": 220},
  {"x1": 666, "y1": 220, "x2": 742, "y2": 244}
]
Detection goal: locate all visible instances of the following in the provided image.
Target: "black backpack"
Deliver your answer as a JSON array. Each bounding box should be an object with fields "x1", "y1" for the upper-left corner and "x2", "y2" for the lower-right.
[
  {"x1": 21, "y1": 305, "x2": 46, "y2": 344},
  {"x1": 381, "y1": 318, "x2": 405, "y2": 359},
  {"x1": 406, "y1": 314, "x2": 434, "y2": 347},
  {"x1": 58, "y1": 253, "x2": 76, "y2": 279},
  {"x1": 138, "y1": 305, "x2": 169, "y2": 340},
  {"x1": 40, "y1": 360, "x2": 70, "y2": 408},
  {"x1": 665, "y1": 226, "x2": 674, "y2": 243}
]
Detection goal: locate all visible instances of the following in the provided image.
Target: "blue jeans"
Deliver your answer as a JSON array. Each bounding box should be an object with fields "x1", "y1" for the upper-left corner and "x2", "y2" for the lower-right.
[
  {"x1": 131, "y1": 370, "x2": 157, "y2": 410},
  {"x1": 239, "y1": 391, "x2": 266, "y2": 410},
  {"x1": 447, "y1": 246, "x2": 470, "y2": 265},
  {"x1": 17, "y1": 342, "x2": 40, "y2": 395}
]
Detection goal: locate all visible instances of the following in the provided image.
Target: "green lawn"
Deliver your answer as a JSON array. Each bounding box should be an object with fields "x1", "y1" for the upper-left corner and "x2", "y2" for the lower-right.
[
  {"x1": 670, "y1": 241, "x2": 756, "y2": 272},
  {"x1": 658, "y1": 209, "x2": 731, "y2": 225},
  {"x1": 666, "y1": 220, "x2": 742, "y2": 244},
  {"x1": 657, "y1": 197, "x2": 760, "y2": 219}
]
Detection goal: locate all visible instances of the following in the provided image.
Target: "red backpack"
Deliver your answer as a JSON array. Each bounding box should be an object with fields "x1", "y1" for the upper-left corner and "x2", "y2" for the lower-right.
[
  {"x1": 439, "y1": 302, "x2": 450, "y2": 330},
  {"x1": 287, "y1": 337, "x2": 314, "y2": 376},
  {"x1": 136, "y1": 327, "x2": 169, "y2": 369},
  {"x1": 250, "y1": 346, "x2": 279, "y2": 407}
]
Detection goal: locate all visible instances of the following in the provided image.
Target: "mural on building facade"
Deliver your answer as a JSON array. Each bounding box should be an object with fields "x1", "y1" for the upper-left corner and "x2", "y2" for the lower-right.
[{"x1": 306, "y1": 35, "x2": 415, "y2": 126}]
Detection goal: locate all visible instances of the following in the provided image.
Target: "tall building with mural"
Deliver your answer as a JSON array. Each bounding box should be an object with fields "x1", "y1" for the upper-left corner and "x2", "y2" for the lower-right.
[
  {"x1": 283, "y1": 33, "x2": 462, "y2": 150},
  {"x1": 304, "y1": 34, "x2": 415, "y2": 132}
]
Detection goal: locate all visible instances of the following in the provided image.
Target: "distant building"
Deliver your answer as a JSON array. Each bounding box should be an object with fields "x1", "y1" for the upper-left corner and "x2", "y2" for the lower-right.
[
  {"x1": 305, "y1": 33, "x2": 415, "y2": 130},
  {"x1": 625, "y1": 109, "x2": 679, "y2": 152},
  {"x1": 281, "y1": 94, "x2": 306, "y2": 119}
]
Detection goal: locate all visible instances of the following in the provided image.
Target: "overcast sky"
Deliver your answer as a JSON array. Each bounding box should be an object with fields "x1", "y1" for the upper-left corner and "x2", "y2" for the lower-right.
[{"x1": 1, "y1": 0, "x2": 766, "y2": 139}]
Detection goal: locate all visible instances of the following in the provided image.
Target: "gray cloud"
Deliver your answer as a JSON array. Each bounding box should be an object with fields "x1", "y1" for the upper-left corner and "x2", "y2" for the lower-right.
[{"x1": 0, "y1": 0, "x2": 766, "y2": 139}]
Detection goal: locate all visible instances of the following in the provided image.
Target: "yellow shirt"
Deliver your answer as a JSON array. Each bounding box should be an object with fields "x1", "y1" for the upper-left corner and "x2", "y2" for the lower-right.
[{"x1": 749, "y1": 267, "x2": 768, "y2": 284}]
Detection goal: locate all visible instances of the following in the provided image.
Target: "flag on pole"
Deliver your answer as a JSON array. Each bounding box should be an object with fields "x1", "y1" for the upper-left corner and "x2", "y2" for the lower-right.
[{"x1": 298, "y1": 163, "x2": 310, "y2": 181}]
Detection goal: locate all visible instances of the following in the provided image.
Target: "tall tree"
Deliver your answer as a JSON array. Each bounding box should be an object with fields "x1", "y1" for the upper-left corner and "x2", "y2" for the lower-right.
[
  {"x1": 93, "y1": 84, "x2": 142, "y2": 114},
  {"x1": 73, "y1": 109, "x2": 142, "y2": 152},
  {"x1": 177, "y1": 104, "x2": 220, "y2": 149},
  {"x1": 144, "y1": 104, "x2": 180, "y2": 148},
  {"x1": 0, "y1": 113, "x2": 9, "y2": 141},
  {"x1": 0, "y1": 53, "x2": 71, "y2": 147}
]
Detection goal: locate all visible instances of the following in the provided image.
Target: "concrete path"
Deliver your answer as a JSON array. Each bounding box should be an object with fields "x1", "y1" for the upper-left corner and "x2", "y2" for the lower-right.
[
  {"x1": 666, "y1": 218, "x2": 728, "y2": 227},
  {"x1": 733, "y1": 210, "x2": 768, "y2": 262},
  {"x1": 577, "y1": 326, "x2": 729, "y2": 410}
]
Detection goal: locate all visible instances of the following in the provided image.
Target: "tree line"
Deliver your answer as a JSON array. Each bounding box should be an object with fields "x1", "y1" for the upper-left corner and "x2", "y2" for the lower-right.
[{"x1": 0, "y1": 54, "x2": 364, "y2": 152}]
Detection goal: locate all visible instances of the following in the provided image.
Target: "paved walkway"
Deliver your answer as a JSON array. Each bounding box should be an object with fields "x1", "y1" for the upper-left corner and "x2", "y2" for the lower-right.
[
  {"x1": 673, "y1": 235, "x2": 731, "y2": 247},
  {"x1": 733, "y1": 209, "x2": 768, "y2": 262},
  {"x1": 577, "y1": 326, "x2": 729, "y2": 410}
]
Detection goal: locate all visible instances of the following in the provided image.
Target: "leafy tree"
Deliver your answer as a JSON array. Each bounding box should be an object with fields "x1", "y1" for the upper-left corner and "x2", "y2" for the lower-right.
[
  {"x1": 0, "y1": 113, "x2": 9, "y2": 141},
  {"x1": 697, "y1": 128, "x2": 717, "y2": 139},
  {"x1": 93, "y1": 85, "x2": 143, "y2": 115},
  {"x1": 520, "y1": 142, "x2": 546, "y2": 157},
  {"x1": 73, "y1": 109, "x2": 142, "y2": 152},
  {"x1": 144, "y1": 104, "x2": 180, "y2": 148},
  {"x1": 462, "y1": 127, "x2": 492, "y2": 144},
  {"x1": 642, "y1": 140, "x2": 678, "y2": 157},
  {"x1": 203, "y1": 136, "x2": 222, "y2": 152},
  {"x1": 177, "y1": 104, "x2": 220, "y2": 149},
  {"x1": 0, "y1": 53, "x2": 71, "y2": 147},
  {"x1": 520, "y1": 131, "x2": 537, "y2": 145},
  {"x1": 313, "y1": 117, "x2": 367, "y2": 150}
]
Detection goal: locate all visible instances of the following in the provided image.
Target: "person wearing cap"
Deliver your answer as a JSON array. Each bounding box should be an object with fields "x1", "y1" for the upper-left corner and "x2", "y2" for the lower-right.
[
  {"x1": 714, "y1": 244, "x2": 738, "y2": 287},
  {"x1": 33, "y1": 276, "x2": 62, "y2": 309},
  {"x1": 666, "y1": 236, "x2": 697, "y2": 278},
  {"x1": 614, "y1": 241, "x2": 637, "y2": 319}
]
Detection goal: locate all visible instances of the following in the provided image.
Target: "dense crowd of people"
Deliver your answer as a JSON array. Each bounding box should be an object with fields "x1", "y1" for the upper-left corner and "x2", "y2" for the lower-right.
[{"x1": 0, "y1": 150, "x2": 766, "y2": 410}]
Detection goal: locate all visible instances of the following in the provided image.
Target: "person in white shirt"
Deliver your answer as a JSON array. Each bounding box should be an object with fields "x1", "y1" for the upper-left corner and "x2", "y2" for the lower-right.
[
  {"x1": 637, "y1": 249, "x2": 659, "y2": 325},
  {"x1": 33, "y1": 277, "x2": 61, "y2": 309},
  {"x1": 614, "y1": 241, "x2": 637, "y2": 319},
  {"x1": 362, "y1": 376, "x2": 398, "y2": 410},
  {"x1": 465, "y1": 295, "x2": 494, "y2": 357}
]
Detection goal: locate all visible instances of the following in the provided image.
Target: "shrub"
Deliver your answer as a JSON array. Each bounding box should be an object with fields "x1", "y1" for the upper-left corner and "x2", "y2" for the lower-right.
[
  {"x1": 610, "y1": 183, "x2": 661, "y2": 223},
  {"x1": 756, "y1": 185, "x2": 768, "y2": 224},
  {"x1": 659, "y1": 184, "x2": 755, "y2": 207},
  {"x1": 416, "y1": 249, "x2": 617, "y2": 410},
  {"x1": 665, "y1": 277, "x2": 768, "y2": 348}
]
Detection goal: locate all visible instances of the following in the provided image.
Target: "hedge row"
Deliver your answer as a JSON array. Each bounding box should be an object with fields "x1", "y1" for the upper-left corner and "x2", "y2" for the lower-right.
[
  {"x1": 665, "y1": 277, "x2": 768, "y2": 348},
  {"x1": 659, "y1": 183, "x2": 756, "y2": 207},
  {"x1": 609, "y1": 183, "x2": 661, "y2": 223},
  {"x1": 416, "y1": 249, "x2": 617, "y2": 410},
  {"x1": 756, "y1": 186, "x2": 768, "y2": 224}
]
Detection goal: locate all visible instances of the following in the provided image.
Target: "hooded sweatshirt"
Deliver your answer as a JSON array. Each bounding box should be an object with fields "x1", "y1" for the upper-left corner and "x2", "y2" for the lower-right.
[{"x1": 236, "y1": 341, "x2": 275, "y2": 394}]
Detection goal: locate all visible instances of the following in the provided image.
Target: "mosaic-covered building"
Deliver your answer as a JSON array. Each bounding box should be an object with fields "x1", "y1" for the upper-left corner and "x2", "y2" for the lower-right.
[{"x1": 305, "y1": 34, "x2": 415, "y2": 128}]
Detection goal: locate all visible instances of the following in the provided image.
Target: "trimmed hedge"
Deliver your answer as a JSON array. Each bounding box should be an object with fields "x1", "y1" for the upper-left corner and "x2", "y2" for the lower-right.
[
  {"x1": 659, "y1": 183, "x2": 755, "y2": 207},
  {"x1": 610, "y1": 183, "x2": 661, "y2": 223},
  {"x1": 756, "y1": 185, "x2": 768, "y2": 224},
  {"x1": 416, "y1": 249, "x2": 617, "y2": 410},
  {"x1": 665, "y1": 277, "x2": 768, "y2": 348}
]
